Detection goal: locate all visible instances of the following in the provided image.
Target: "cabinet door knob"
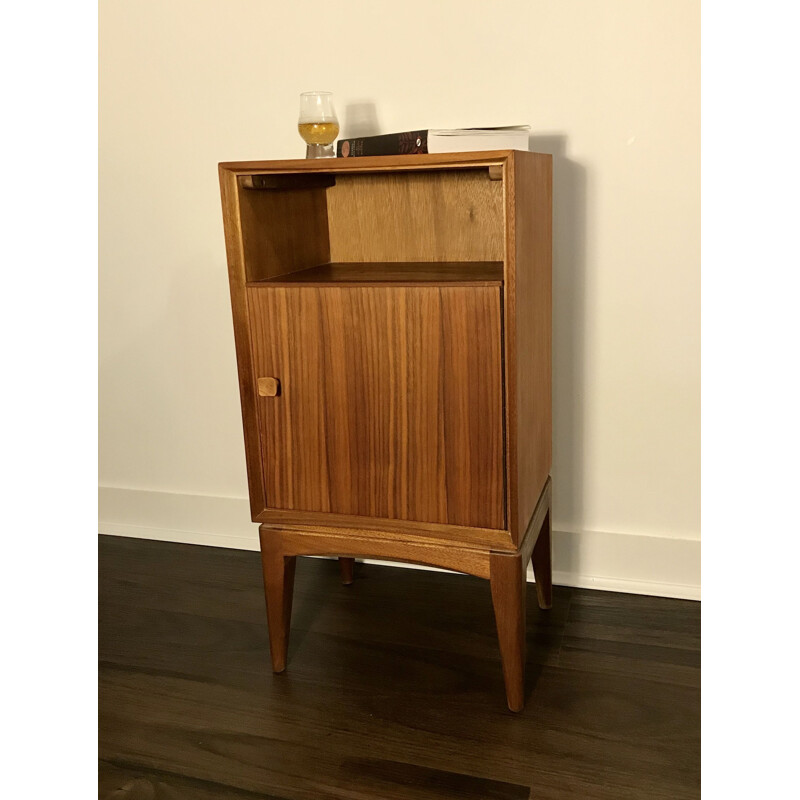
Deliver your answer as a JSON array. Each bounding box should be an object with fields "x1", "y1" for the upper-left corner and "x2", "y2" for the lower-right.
[{"x1": 257, "y1": 377, "x2": 280, "y2": 397}]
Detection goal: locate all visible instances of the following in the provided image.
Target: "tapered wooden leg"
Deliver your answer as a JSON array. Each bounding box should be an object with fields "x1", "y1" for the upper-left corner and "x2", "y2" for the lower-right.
[
  {"x1": 489, "y1": 552, "x2": 527, "y2": 712},
  {"x1": 531, "y1": 510, "x2": 553, "y2": 610},
  {"x1": 259, "y1": 531, "x2": 296, "y2": 673},
  {"x1": 339, "y1": 557, "x2": 355, "y2": 585}
]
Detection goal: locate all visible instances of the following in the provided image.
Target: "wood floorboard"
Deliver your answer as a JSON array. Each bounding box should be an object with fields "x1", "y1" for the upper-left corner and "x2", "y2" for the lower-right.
[
  {"x1": 558, "y1": 636, "x2": 701, "y2": 688},
  {"x1": 566, "y1": 589, "x2": 701, "y2": 640},
  {"x1": 99, "y1": 759, "x2": 290, "y2": 800},
  {"x1": 98, "y1": 535, "x2": 700, "y2": 799}
]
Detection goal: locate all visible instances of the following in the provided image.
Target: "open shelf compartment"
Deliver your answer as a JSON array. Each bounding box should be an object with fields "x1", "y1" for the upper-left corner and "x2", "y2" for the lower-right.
[{"x1": 237, "y1": 167, "x2": 506, "y2": 286}]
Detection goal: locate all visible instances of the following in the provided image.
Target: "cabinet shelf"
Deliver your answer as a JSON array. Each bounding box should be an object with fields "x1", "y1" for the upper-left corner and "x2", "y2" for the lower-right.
[{"x1": 246, "y1": 261, "x2": 504, "y2": 288}]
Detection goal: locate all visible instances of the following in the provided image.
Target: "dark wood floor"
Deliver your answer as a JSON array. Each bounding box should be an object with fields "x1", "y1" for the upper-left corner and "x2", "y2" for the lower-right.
[{"x1": 99, "y1": 535, "x2": 700, "y2": 800}]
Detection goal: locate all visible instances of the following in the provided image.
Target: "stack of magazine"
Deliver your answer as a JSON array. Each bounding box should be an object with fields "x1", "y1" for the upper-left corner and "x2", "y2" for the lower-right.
[{"x1": 336, "y1": 126, "x2": 530, "y2": 158}]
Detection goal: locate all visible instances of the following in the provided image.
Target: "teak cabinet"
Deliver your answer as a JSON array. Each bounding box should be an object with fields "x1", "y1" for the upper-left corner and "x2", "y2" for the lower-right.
[{"x1": 219, "y1": 151, "x2": 552, "y2": 711}]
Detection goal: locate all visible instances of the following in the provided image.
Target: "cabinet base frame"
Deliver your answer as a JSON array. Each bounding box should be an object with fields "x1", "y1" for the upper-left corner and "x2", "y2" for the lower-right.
[{"x1": 258, "y1": 476, "x2": 552, "y2": 712}]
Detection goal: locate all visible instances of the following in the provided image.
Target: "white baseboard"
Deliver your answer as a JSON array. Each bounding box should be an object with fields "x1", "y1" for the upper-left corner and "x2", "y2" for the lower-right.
[{"x1": 99, "y1": 487, "x2": 700, "y2": 600}]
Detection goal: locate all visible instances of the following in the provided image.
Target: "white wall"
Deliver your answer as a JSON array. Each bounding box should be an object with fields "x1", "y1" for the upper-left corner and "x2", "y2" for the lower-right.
[{"x1": 99, "y1": 0, "x2": 700, "y2": 598}]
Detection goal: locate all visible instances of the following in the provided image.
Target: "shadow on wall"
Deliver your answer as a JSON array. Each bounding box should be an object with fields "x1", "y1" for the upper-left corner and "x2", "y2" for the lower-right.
[
  {"x1": 340, "y1": 101, "x2": 382, "y2": 138},
  {"x1": 527, "y1": 134, "x2": 588, "y2": 581}
]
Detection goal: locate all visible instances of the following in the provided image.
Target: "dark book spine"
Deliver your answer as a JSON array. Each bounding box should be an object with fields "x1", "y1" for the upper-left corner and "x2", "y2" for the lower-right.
[{"x1": 337, "y1": 130, "x2": 428, "y2": 158}]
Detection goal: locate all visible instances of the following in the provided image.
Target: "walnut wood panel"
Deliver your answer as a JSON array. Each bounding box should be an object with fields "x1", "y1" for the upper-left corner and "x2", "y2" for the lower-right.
[
  {"x1": 250, "y1": 260, "x2": 503, "y2": 287},
  {"x1": 260, "y1": 524, "x2": 492, "y2": 580},
  {"x1": 255, "y1": 507, "x2": 514, "y2": 551},
  {"x1": 246, "y1": 285, "x2": 505, "y2": 529},
  {"x1": 220, "y1": 150, "x2": 513, "y2": 175},
  {"x1": 326, "y1": 171, "x2": 504, "y2": 263},
  {"x1": 237, "y1": 184, "x2": 330, "y2": 282},
  {"x1": 503, "y1": 151, "x2": 553, "y2": 542},
  {"x1": 218, "y1": 166, "x2": 267, "y2": 517}
]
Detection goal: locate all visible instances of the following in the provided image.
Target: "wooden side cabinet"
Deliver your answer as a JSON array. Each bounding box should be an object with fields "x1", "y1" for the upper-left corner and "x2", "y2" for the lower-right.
[{"x1": 219, "y1": 151, "x2": 552, "y2": 711}]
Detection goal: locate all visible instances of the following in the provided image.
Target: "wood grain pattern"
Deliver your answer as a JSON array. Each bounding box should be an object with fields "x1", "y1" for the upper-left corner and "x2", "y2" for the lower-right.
[
  {"x1": 220, "y1": 150, "x2": 513, "y2": 175},
  {"x1": 515, "y1": 152, "x2": 553, "y2": 541},
  {"x1": 503, "y1": 151, "x2": 553, "y2": 543},
  {"x1": 218, "y1": 166, "x2": 267, "y2": 518},
  {"x1": 326, "y1": 171, "x2": 504, "y2": 263},
  {"x1": 258, "y1": 530, "x2": 295, "y2": 673},
  {"x1": 237, "y1": 184, "x2": 330, "y2": 282},
  {"x1": 490, "y1": 551, "x2": 527, "y2": 711},
  {"x1": 249, "y1": 260, "x2": 503, "y2": 287},
  {"x1": 221, "y1": 153, "x2": 552, "y2": 537},
  {"x1": 247, "y1": 285, "x2": 506, "y2": 530},
  {"x1": 255, "y1": 507, "x2": 514, "y2": 551},
  {"x1": 261, "y1": 524, "x2": 492, "y2": 580}
]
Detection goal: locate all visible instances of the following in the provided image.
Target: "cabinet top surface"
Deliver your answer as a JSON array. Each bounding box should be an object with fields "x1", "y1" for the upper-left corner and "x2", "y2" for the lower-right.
[{"x1": 219, "y1": 150, "x2": 546, "y2": 175}]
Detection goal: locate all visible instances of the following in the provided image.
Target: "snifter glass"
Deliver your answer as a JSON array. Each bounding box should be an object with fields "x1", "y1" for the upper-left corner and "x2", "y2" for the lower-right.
[{"x1": 298, "y1": 91, "x2": 339, "y2": 159}]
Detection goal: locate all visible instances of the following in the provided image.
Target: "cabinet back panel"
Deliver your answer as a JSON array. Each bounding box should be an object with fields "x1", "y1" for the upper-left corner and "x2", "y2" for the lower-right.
[
  {"x1": 247, "y1": 285, "x2": 505, "y2": 529},
  {"x1": 326, "y1": 171, "x2": 504, "y2": 263}
]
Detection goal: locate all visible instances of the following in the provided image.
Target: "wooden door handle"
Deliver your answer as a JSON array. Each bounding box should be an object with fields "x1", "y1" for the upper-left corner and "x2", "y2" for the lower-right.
[{"x1": 257, "y1": 377, "x2": 280, "y2": 397}]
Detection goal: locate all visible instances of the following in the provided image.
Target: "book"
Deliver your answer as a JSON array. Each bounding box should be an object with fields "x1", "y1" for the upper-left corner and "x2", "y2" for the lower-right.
[
  {"x1": 336, "y1": 126, "x2": 530, "y2": 158},
  {"x1": 337, "y1": 130, "x2": 428, "y2": 158}
]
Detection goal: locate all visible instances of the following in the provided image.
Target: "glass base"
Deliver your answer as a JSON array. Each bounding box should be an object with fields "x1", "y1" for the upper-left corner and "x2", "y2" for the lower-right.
[{"x1": 305, "y1": 143, "x2": 336, "y2": 159}]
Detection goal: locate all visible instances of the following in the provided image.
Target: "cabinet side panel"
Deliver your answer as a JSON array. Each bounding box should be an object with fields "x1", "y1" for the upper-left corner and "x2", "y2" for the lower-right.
[
  {"x1": 238, "y1": 185, "x2": 330, "y2": 281},
  {"x1": 513, "y1": 153, "x2": 553, "y2": 538},
  {"x1": 219, "y1": 167, "x2": 267, "y2": 518}
]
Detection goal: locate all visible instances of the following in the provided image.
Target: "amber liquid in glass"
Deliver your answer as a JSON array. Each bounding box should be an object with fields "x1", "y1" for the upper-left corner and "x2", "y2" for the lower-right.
[{"x1": 298, "y1": 121, "x2": 340, "y2": 145}]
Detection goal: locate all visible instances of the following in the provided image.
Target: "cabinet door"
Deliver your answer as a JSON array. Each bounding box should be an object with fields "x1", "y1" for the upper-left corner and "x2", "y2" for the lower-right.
[{"x1": 247, "y1": 286, "x2": 505, "y2": 529}]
